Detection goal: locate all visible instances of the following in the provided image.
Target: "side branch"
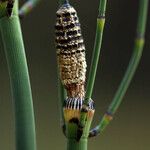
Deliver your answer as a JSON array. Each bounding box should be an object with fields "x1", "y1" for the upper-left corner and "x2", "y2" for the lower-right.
[
  {"x1": 89, "y1": 0, "x2": 149, "y2": 138},
  {"x1": 89, "y1": 111, "x2": 113, "y2": 137},
  {"x1": 84, "y1": 16, "x2": 105, "y2": 103},
  {"x1": 77, "y1": 16, "x2": 105, "y2": 135},
  {"x1": 77, "y1": 0, "x2": 107, "y2": 140}
]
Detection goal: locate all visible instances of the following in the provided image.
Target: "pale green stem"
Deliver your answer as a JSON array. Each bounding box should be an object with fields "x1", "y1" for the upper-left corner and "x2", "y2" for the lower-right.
[
  {"x1": 78, "y1": 0, "x2": 107, "y2": 138},
  {"x1": 89, "y1": 0, "x2": 149, "y2": 137},
  {"x1": 85, "y1": 0, "x2": 107, "y2": 104},
  {"x1": 0, "y1": 1, "x2": 36, "y2": 149},
  {"x1": 67, "y1": 139, "x2": 87, "y2": 150}
]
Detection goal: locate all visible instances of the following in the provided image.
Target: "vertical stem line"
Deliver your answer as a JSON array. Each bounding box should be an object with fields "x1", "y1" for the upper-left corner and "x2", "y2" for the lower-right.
[
  {"x1": 78, "y1": 0, "x2": 107, "y2": 141},
  {"x1": 85, "y1": 0, "x2": 107, "y2": 104},
  {"x1": 0, "y1": 1, "x2": 36, "y2": 150},
  {"x1": 85, "y1": 17, "x2": 105, "y2": 102},
  {"x1": 137, "y1": 0, "x2": 148, "y2": 36},
  {"x1": 67, "y1": 138, "x2": 87, "y2": 150}
]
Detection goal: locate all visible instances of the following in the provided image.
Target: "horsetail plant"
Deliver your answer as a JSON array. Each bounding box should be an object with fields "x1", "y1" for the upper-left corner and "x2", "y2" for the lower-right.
[
  {"x1": 89, "y1": 0, "x2": 149, "y2": 137},
  {"x1": 0, "y1": 0, "x2": 36, "y2": 150},
  {"x1": 0, "y1": 0, "x2": 148, "y2": 150},
  {"x1": 56, "y1": 0, "x2": 149, "y2": 150}
]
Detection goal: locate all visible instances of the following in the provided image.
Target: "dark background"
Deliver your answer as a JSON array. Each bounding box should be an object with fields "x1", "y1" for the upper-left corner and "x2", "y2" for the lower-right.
[{"x1": 0, "y1": 0, "x2": 150, "y2": 150}]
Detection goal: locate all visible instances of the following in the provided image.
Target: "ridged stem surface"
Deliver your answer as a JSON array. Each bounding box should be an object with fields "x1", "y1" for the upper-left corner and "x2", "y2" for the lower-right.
[
  {"x1": 0, "y1": 1, "x2": 36, "y2": 150},
  {"x1": 67, "y1": 138, "x2": 87, "y2": 150}
]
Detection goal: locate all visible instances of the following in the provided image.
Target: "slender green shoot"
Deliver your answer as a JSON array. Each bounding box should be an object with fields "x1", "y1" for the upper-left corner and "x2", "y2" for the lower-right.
[
  {"x1": 0, "y1": 1, "x2": 36, "y2": 149},
  {"x1": 67, "y1": 139, "x2": 88, "y2": 150},
  {"x1": 85, "y1": 0, "x2": 107, "y2": 104},
  {"x1": 89, "y1": 0, "x2": 149, "y2": 137},
  {"x1": 78, "y1": 0, "x2": 107, "y2": 138},
  {"x1": 19, "y1": 0, "x2": 40, "y2": 18}
]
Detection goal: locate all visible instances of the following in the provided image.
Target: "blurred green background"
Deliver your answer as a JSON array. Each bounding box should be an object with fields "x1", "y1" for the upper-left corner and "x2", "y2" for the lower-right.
[{"x1": 0, "y1": 0, "x2": 150, "y2": 150}]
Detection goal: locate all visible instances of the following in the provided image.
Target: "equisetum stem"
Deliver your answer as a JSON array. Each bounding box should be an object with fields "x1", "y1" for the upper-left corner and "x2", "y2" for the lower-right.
[
  {"x1": 0, "y1": 1, "x2": 36, "y2": 150},
  {"x1": 67, "y1": 138, "x2": 88, "y2": 150},
  {"x1": 19, "y1": 0, "x2": 40, "y2": 18},
  {"x1": 89, "y1": 0, "x2": 149, "y2": 137},
  {"x1": 78, "y1": 0, "x2": 107, "y2": 139},
  {"x1": 85, "y1": 0, "x2": 107, "y2": 104}
]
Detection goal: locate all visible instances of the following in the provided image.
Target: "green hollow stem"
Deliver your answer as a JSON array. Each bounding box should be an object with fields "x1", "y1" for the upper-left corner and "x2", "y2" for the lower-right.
[
  {"x1": 67, "y1": 138, "x2": 87, "y2": 150},
  {"x1": 108, "y1": 0, "x2": 149, "y2": 114},
  {"x1": 85, "y1": 0, "x2": 107, "y2": 104},
  {"x1": 78, "y1": 0, "x2": 107, "y2": 137},
  {"x1": 89, "y1": 0, "x2": 149, "y2": 137},
  {"x1": 0, "y1": 1, "x2": 36, "y2": 150}
]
